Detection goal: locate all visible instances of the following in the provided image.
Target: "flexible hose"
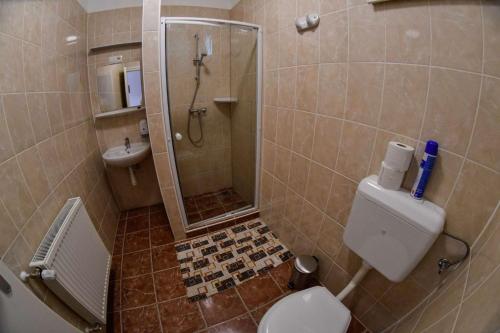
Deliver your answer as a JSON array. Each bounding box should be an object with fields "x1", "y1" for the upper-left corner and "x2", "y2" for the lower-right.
[{"x1": 187, "y1": 70, "x2": 204, "y2": 147}]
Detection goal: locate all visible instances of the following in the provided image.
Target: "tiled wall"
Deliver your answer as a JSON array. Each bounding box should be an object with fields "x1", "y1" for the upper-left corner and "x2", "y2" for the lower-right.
[
  {"x1": 166, "y1": 20, "x2": 233, "y2": 197},
  {"x1": 230, "y1": 27, "x2": 258, "y2": 203},
  {"x1": 87, "y1": 7, "x2": 163, "y2": 210},
  {"x1": 230, "y1": 0, "x2": 500, "y2": 332},
  {"x1": 0, "y1": 0, "x2": 120, "y2": 330}
]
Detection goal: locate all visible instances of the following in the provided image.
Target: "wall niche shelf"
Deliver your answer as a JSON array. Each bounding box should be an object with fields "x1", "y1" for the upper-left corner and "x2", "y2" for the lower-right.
[
  {"x1": 89, "y1": 41, "x2": 142, "y2": 53},
  {"x1": 213, "y1": 97, "x2": 238, "y2": 103},
  {"x1": 94, "y1": 107, "x2": 145, "y2": 120}
]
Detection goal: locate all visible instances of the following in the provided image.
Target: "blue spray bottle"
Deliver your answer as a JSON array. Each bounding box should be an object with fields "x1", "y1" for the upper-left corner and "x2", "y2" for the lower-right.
[{"x1": 411, "y1": 140, "x2": 438, "y2": 200}]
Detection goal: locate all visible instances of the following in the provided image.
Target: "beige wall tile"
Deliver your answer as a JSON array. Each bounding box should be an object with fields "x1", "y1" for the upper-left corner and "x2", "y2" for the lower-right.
[
  {"x1": 3, "y1": 235, "x2": 33, "y2": 276},
  {"x1": 468, "y1": 77, "x2": 500, "y2": 172},
  {"x1": 298, "y1": 201, "x2": 324, "y2": 242},
  {"x1": 288, "y1": 153, "x2": 310, "y2": 196},
  {"x1": 144, "y1": 71, "x2": 161, "y2": 115},
  {"x1": 379, "y1": 64, "x2": 428, "y2": 139},
  {"x1": 455, "y1": 263, "x2": 500, "y2": 333},
  {"x1": 349, "y1": 4, "x2": 385, "y2": 62},
  {"x1": 291, "y1": 111, "x2": 315, "y2": 157},
  {"x1": 274, "y1": 146, "x2": 291, "y2": 183},
  {"x1": 421, "y1": 68, "x2": 481, "y2": 155},
  {"x1": 0, "y1": 29, "x2": 25, "y2": 93},
  {"x1": 262, "y1": 139, "x2": 276, "y2": 173},
  {"x1": 311, "y1": 116, "x2": 342, "y2": 169},
  {"x1": 0, "y1": 157, "x2": 37, "y2": 228},
  {"x1": 317, "y1": 63, "x2": 347, "y2": 118},
  {"x1": 0, "y1": 0, "x2": 25, "y2": 39},
  {"x1": 465, "y1": 209, "x2": 500, "y2": 297},
  {"x1": 319, "y1": 11, "x2": 347, "y2": 63},
  {"x1": 264, "y1": 70, "x2": 278, "y2": 106},
  {"x1": 317, "y1": 216, "x2": 343, "y2": 258},
  {"x1": 23, "y1": 42, "x2": 43, "y2": 92},
  {"x1": 264, "y1": 32, "x2": 279, "y2": 70},
  {"x1": 26, "y1": 93, "x2": 51, "y2": 143},
  {"x1": 3, "y1": 94, "x2": 35, "y2": 153},
  {"x1": 305, "y1": 162, "x2": 333, "y2": 210},
  {"x1": 385, "y1": 0, "x2": 430, "y2": 65},
  {"x1": 277, "y1": 67, "x2": 296, "y2": 108},
  {"x1": 320, "y1": 0, "x2": 345, "y2": 14},
  {"x1": 17, "y1": 146, "x2": 51, "y2": 206},
  {"x1": 430, "y1": 0, "x2": 482, "y2": 72},
  {"x1": 336, "y1": 121, "x2": 376, "y2": 181},
  {"x1": 278, "y1": 27, "x2": 297, "y2": 68},
  {"x1": 153, "y1": 153, "x2": 173, "y2": 188},
  {"x1": 278, "y1": 0, "x2": 297, "y2": 30},
  {"x1": 276, "y1": 108, "x2": 294, "y2": 148},
  {"x1": 0, "y1": 201, "x2": 18, "y2": 257},
  {"x1": 142, "y1": 31, "x2": 159, "y2": 72},
  {"x1": 263, "y1": 106, "x2": 277, "y2": 142},
  {"x1": 0, "y1": 99, "x2": 14, "y2": 163},
  {"x1": 37, "y1": 137, "x2": 64, "y2": 188},
  {"x1": 482, "y1": 1, "x2": 500, "y2": 77},
  {"x1": 297, "y1": 28, "x2": 319, "y2": 65},
  {"x1": 147, "y1": 113, "x2": 167, "y2": 153},
  {"x1": 296, "y1": 65, "x2": 318, "y2": 112},
  {"x1": 380, "y1": 278, "x2": 428, "y2": 319},
  {"x1": 325, "y1": 173, "x2": 357, "y2": 226},
  {"x1": 446, "y1": 161, "x2": 500, "y2": 245},
  {"x1": 345, "y1": 63, "x2": 384, "y2": 126}
]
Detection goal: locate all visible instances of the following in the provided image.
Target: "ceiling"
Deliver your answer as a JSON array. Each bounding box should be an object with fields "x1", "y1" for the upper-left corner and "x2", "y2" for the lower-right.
[{"x1": 78, "y1": 0, "x2": 240, "y2": 13}]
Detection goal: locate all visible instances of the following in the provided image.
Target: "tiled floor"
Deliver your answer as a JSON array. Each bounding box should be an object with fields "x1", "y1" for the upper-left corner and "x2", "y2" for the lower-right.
[
  {"x1": 183, "y1": 188, "x2": 249, "y2": 224},
  {"x1": 109, "y1": 204, "x2": 368, "y2": 333}
]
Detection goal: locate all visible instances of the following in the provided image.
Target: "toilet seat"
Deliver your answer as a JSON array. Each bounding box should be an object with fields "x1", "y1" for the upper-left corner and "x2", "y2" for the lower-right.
[{"x1": 258, "y1": 286, "x2": 351, "y2": 333}]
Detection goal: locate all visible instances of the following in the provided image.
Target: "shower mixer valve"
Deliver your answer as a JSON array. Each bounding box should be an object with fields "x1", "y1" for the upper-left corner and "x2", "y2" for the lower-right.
[{"x1": 189, "y1": 107, "x2": 207, "y2": 117}]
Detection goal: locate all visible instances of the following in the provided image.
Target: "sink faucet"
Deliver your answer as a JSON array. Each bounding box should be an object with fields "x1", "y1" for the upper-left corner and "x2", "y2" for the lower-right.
[{"x1": 125, "y1": 137, "x2": 131, "y2": 153}]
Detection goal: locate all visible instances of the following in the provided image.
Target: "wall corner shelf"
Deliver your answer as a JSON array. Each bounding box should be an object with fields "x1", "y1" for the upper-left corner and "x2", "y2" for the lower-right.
[
  {"x1": 94, "y1": 106, "x2": 145, "y2": 120},
  {"x1": 213, "y1": 97, "x2": 238, "y2": 103},
  {"x1": 89, "y1": 41, "x2": 142, "y2": 53}
]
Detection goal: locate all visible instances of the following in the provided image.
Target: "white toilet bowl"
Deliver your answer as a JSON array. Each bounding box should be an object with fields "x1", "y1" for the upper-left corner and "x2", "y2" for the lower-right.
[{"x1": 257, "y1": 286, "x2": 351, "y2": 333}]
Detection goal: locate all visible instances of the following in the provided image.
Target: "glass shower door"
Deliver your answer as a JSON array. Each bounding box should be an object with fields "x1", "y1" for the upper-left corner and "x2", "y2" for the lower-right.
[{"x1": 163, "y1": 19, "x2": 259, "y2": 227}]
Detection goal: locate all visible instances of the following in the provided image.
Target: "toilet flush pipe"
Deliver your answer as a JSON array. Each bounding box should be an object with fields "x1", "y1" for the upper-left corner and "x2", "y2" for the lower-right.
[{"x1": 336, "y1": 261, "x2": 372, "y2": 301}]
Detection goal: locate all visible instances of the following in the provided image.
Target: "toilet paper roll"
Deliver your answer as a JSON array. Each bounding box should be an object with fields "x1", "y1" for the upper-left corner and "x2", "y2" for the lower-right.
[
  {"x1": 378, "y1": 161, "x2": 405, "y2": 190},
  {"x1": 383, "y1": 141, "x2": 415, "y2": 172}
]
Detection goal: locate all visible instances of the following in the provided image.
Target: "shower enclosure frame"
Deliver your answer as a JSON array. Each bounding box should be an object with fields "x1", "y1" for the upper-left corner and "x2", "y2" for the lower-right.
[{"x1": 160, "y1": 17, "x2": 263, "y2": 231}]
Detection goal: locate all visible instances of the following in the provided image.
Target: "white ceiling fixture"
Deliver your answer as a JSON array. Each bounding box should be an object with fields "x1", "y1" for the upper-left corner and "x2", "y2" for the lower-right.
[{"x1": 79, "y1": 0, "x2": 240, "y2": 13}]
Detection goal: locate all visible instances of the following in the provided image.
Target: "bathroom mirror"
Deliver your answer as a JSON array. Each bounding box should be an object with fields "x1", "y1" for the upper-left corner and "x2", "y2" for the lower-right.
[{"x1": 96, "y1": 61, "x2": 143, "y2": 112}]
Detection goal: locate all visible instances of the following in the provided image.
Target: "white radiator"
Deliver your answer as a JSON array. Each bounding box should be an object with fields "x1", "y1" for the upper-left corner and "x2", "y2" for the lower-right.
[{"x1": 29, "y1": 197, "x2": 111, "y2": 325}]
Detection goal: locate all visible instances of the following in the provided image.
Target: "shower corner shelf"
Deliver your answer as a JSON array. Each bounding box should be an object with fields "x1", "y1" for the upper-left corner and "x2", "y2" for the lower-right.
[
  {"x1": 94, "y1": 106, "x2": 145, "y2": 121},
  {"x1": 213, "y1": 97, "x2": 238, "y2": 103}
]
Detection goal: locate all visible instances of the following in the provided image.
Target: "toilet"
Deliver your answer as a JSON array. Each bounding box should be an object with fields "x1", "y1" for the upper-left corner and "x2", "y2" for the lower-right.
[{"x1": 258, "y1": 175, "x2": 445, "y2": 333}]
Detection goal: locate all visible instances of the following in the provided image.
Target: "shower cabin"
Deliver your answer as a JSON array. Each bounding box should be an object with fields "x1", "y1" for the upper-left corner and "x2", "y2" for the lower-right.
[{"x1": 160, "y1": 17, "x2": 262, "y2": 230}]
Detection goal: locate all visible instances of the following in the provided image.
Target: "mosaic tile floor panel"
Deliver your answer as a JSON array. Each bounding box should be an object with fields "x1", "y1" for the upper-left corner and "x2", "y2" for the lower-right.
[{"x1": 175, "y1": 219, "x2": 293, "y2": 301}]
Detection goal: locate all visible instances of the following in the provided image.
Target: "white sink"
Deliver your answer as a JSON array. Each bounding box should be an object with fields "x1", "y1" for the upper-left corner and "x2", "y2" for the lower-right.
[{"x1": 103, "y1": 142, "x2": 151, "y2": 167}]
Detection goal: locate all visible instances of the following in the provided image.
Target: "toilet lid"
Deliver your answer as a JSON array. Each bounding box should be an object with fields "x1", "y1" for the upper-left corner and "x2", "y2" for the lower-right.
[{"x1": 258, "y1": 287, "x2": 351, "y2": 333}]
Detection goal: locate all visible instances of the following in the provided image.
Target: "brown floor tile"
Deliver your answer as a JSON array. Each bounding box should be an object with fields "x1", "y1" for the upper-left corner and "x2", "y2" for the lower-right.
[
  {"x1": 158, "y1": 297, "x2": 206, "y2": 333},
  {"x1": 107, "y1": 311, "x2": 121, "y2": 333},
  {"x1": 250, "y1": 297, "x2": 283, "y2": 325},
  {"x1": 123, "y1": 230, "x2": 150, "y2": 254},
  {"x1": 154, "y1": 268, "x2": 186, "y2": 302},
  {"x1": 150, "y1": 226, "x2": 174, "y2": 246},
  {"x1": 111, "y1": 255, "x2": 122, "y2": 281},
  {"x1": 116, "y1": 219, "x2": 127, "y2": 236},
  {"x1": 196, "y1": 195, "x2": 222, "y2": 211},
  {"x1": 187, "y1": 211, "x2": 203, "y2": 224},
  {"x1": 122, "y1": 305, "x2": 161, "y2": 333},
  {"x1": 149, "y1": 203, "x2": 165, "y2": 214},
  {"x1": 126, "y1": 215, "x2": 150, "y2": 233},
  {"x1": 126, "y1": 206, "x2": 150, "y2": 218},
  {"x1": 109, "y1": 280, "x2": 121, "y2": 312},
  {"x1": 216, "y1": 189, "x2": 241, "y2": 205},
  {"x1": 223, "y1": 201, "x2": 249, "y2": 212},
  {"x1": 150, "y1": 211, "x2": 169, "y2": 228},
  {"x1": 201, "y1": 207, "x2": 226, "y2": 220},
  {"x1": 206, "y1": 314, "x2": 257, "y2": 333},
  {"x1": 122, "y1": 250, "x2": 152, "y2": 279},
  {"x1": 269, "y1": 261, "x2": 293, "y2": 292},
  {"x1": 237, "y1": 273, "x2": 283, "y2": 310},
  {"x1": 199, "y1": 288, "x2": 247, "y2": 326},
  {"x1": 183, "y1": 197, "x2": 198, "y2": 214},
  {"x1": 114, "y1": 235, "x2": 124, "y2": 255},
  {"x1": 206, "y1": 220, "x2": 235, "y2": 233},
  {"x1": 347, "y1": 316, "x2": 367, "y2": 333},
  {"x1": 121, "y1": 274, "x2": 156, "y2": 310},
  {"x1": 152, "y1": 243, "x2": 178, "y2": 271}
]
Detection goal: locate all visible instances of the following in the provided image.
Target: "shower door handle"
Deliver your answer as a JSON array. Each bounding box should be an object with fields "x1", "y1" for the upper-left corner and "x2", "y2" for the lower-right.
[{"x1": 175, "y1": 133, "x2": 183, "y2": 141}]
